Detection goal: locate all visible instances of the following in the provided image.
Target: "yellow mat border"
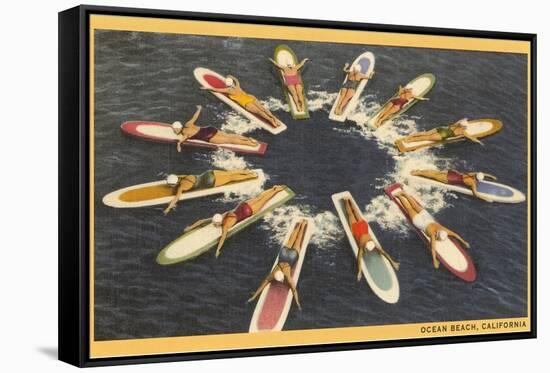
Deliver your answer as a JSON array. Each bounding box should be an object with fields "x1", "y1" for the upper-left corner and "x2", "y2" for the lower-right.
[{"x1": 88, "y1": 14, "x2": 532, "y2": 359}]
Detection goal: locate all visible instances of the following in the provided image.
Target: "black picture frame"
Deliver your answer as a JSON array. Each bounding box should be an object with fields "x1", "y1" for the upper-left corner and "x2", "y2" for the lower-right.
[{"x1": 59, "y1": 4, "x2": 537, "y2": 367}]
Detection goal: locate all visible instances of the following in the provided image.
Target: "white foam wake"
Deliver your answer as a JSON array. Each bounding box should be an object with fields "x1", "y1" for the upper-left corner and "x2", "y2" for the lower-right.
[
  {"x1": 207, "y1": 149, "x2": 269, "y2": 203},
  {"x1": 220, "y1": 112, "x2": 261, "y2": 135},
  {"x1": 306, "y1": 90, "x2": 338, "y2": 112},
  {"x1": 343, "y1": 95, "x2": 459, "y2": 236},
  {"x1": 260, "y1": 204, "x2": 343, "y2": 248}
]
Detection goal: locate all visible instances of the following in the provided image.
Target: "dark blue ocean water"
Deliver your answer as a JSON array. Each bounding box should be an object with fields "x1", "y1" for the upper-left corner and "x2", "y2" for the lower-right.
[{"x1": 93, "y1": 30, "x2": 528, "y2": 340}]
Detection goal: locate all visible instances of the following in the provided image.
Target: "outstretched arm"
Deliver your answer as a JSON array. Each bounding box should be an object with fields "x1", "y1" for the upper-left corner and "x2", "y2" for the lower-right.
[
  {"x1": 215, "y1": 217, "x2": 236, "y2": 257},
  {"x1": 247, "y1": 273, "x2": 274, "y2": 303},
  {"x1": 184, "y1": 218, "x2": 212, "y2": 233},
  {"x1": 413, "y1": 95, "x2": 430, "y2": 101},
  {"x1": 376, "y1": 244, "x2": 400, "y2": 271},
  {"x1": 444, "y1": 228, "x2": 471, "y2": 249},
  {"x1": 188, "y1": 105, "x2": 202, "y2": 124},
  {"x1": 296, "y1": 58, "x2": 309, "y2": 70},
  {"x1": 284, "y1": 271, "x2": 302, "y2": 310},
  {"x1": 464, "y1": 133, "x2": 484, "y2": 145},
  {"x1": 176, "y1": 133, "x2": 190, "y2": 153},
  {"x1": 268, "y1": 58, "x2": 283, "y2": 70},
  {"x1": 429, "y1": 232, "x2": 440, "y2": 269}
]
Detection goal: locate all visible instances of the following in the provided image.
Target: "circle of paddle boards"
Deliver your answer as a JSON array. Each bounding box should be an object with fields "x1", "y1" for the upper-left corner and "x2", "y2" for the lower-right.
[
  {"x1": 274, "y1": 45, "x2": 310, "y2": 120},
  {"x1": 102, "y1": 169, "x2": 265, "y2": 208},
  {"x1": 249, "y1": 217, "x2": 315, "y2": 332},
  {"x1": 384, "y1": 183, "x2": 476, "y2": 282},
  {"x1": 408, "y1": 173, "x2": 525, "y2": 203},
  {"x1": 193, "y1": 67, "x2": 287, "y2": 135},
  {"x1": 157, "y1": 187, "x2": 295, "y2": 265},
  {"x1": 331, "y1": 191, "x2": 400, "y2": 303},
  {"x1": 329, "y1": 51, "x2": 375, "y2": 122},
  {"x1": 395, "y1": 119, "x2": 502, "y2": 153},
  {"x1": 121, "y1": 121, "x2": 268, "y2": 155},
  {"x1": 367, "y1": 73, "x2": 436, "y2": 129}
]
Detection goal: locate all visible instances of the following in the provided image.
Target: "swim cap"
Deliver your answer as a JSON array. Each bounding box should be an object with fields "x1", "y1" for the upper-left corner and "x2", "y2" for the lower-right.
[
  {"x1": 171, "y1": 121, "x2": 183, "y2": 131},
  {"x1": 274, "y1": 270, "x2": 284, "y2": 282},
  {"x1": 476, "y1": 172, "x2": 485, "y2": 181},
  {"x1": 166, "y1": 174, "x2": 179, "y2": 186},
  {"x1": 436, "y1": 230, "x2": 448, "y2": 241},
  {"x1": 212, "y1": 213, "x2": 223, "y2": 226},
  {"x1": 225, "y1": 77, "x2": 234, "y2": 87},
  {"x1": 366, "y1": 241, "x2": 376, "y2": 251}
]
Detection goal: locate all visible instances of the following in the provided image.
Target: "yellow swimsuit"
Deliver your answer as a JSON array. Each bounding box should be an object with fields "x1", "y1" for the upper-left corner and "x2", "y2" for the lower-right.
[{"x1": 229, "y1": 93, "x2": 256, "y2": 107}]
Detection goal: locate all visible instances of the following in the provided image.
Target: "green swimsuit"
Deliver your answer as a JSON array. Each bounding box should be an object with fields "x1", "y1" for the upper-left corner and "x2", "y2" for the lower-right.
[
  {"x1": 436, "y1": 126, "x2": 456, "y2": 140},
  {"x1": 179, "y1": 170, "x2": 216, "y2": 190}
]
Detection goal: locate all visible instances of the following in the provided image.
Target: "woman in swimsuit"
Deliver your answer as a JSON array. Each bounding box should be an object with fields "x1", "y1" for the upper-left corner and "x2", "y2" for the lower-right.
[
  {"x1": 202, "y1": 75, "x2": 282, "y2": 128},
  {"x1": 334, "y1": 63, "x2": 374, "y2": 115},
  {"x1": 162, "y1": 169, "x2": 259, "y2": 215},
  {"x1": 171, "y1": 105, "x2": 258, "y2": 152},
  {"x1": 183, "y1": 185, "x2": 286, "y2": 257},
  {"x1": 401, "y1": 118, "x2": 484, "y2": 145},
  {"x1": 411, "y1": 169, "x2": 498, "y2": 203},
  {"x1": 247, "y1": 219, "x2": 309, "y2": 310},
  {"x1": 395, "y1": 191, "x2": 470, "y2": 269},
  {"x1": 268, "y1": 57, "x2": 309, "y2": 112},
  {"x1": 373, "y1": 86, "x2": 429, "y2": 127},
  {"x1": 343, "y1": 198, "x2": 399, "y2": 281}
]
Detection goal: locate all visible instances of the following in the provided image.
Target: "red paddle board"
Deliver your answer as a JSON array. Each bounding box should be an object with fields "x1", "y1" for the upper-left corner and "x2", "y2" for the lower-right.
[
  {"x1": 121, "y1": 121, "x2": 268, "y2": 155},
  {"x1": 384, "y1": 183, "x2": 476, "y2": 282}
]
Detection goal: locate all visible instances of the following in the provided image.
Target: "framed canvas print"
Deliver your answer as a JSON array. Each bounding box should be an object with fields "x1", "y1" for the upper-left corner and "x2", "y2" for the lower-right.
[{"x1": 58, "y1": 5, "x2": 536, "y2": 367}]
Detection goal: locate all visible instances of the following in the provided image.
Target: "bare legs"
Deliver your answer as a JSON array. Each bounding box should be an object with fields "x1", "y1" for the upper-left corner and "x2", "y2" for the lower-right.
[
  {"x1": 287, "y1": 84, "x2": 306, "y2": 112},
  {"x1": 411, "y1": 169, "x2": 449, "y2": 184},
  {"x1": 374, "y1": 103, "x2": 401, "y2": 127},
  {"x1": 209, "y1": 132, "x2": 258, "y2": 147},
  {"x1": 395, "y1": 192, "x2": 423, "y2": 220},
  {"x1": 285, "y1": 219, "x2": 308, "y2": 253},
  {"x1": 247, "y1": 219, "x2": 308, "y2": 309},
  {"x1": 245, "y1": 102, "x2": 281, "y2": 128},
  {"x1": 402, "y1": 129, "x2": 442, "y2": 143},
  {"x1": 212, "y1": 170, "x2": 258, "y2": 187},
  {"x1": 246, "y1": 185, "x2": 285, "y2": 214},
  {"x1": 335, "y1": 88, "x2": 356, "y2": 115}
]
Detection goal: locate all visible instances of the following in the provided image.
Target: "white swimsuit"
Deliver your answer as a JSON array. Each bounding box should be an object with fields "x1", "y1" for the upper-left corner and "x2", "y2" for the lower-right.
[{"x1": 412, "y1": 210, "x2": 435, "y2": 232}]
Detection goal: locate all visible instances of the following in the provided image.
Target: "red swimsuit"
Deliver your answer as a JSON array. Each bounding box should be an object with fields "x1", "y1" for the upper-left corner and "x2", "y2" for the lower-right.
[
  {"x1": 352, "y1": 220, "x2": 369, "y2": 242},
  {"x1": 447, "y1": 170, "x2": 467, "y2": 186},
  {"x1": 232, "y1": 202, "x2": 253, "y2": 223},
  {"x1": 391, "y1": 97, "x2": 409, "y2": 109},
  {"x1": 190, "y1": 126, "x2": 218, "y2": 142}
]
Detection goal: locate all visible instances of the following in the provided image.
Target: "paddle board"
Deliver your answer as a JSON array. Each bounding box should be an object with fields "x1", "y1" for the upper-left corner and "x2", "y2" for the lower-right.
[
  {"x1": 157, "y1": 186, "x2": 295, "y2": 265},
  {"x1": 409, "y1": 173, "x2": 525, "y2": 203},
  {"x1": 329, "y1": 51, "x2": 375, "y2": 122},
  {"x1": 121, "y1": 121, "x2": 268, "y2": 155},
  {"x1": 395, "y1": 119, "x2": 503, "y2": 152},
  {"x1": 273, "y1": 45, "x2": 309, "y2": 120},
  {"x1": 384, "y1": 183, "x2": 476, "y2": 282},
  {"x1": 249, "y1": 217, "x2": 315, "y2": 332},
  {"x1": 367, "y1": 73, "x2": 436, "y2": 129},
  {"x1": 332, "y1": 191, "x2": 400, "y2": 303},
  {"x1": 102, "y1": 169, "x2": 265, "y2": 208},
  {"x1": 194, "y1": 67, "x2": 287, "y2": 135}
]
